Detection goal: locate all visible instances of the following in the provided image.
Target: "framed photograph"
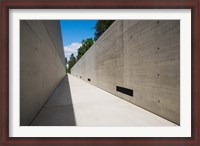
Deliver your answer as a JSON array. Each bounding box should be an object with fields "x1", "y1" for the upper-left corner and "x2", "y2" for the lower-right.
[{"x1": 1, "y1": 0, "x2": 199, "y2": 145}]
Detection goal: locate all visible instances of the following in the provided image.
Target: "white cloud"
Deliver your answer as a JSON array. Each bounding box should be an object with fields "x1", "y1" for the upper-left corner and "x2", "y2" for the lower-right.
[{"x1": 64, "y1": 42, "x2": 81, "y2": 60}]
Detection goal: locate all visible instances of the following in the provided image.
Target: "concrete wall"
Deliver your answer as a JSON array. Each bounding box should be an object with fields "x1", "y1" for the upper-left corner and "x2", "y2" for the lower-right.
[
  {"x1": 20, "y1": 20, "x2": 66, "y2": 125},
  {"x1": 71, "y1": 20, "x2": 180, "y2": 124}
]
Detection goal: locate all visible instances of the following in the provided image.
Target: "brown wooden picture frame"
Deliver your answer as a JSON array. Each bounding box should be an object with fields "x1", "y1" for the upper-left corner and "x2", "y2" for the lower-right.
[{"x1": 0, "y1": 0, "x2": 199, "y2": 145}]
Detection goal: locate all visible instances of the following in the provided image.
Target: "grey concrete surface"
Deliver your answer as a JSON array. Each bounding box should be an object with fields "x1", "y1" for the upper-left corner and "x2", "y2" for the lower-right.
[
  {"x1": 20, "y1": 20, "x2": 66, "y2": 126},
  {"x1": 71, "y1": 20, "x2": 180, "y2": 124},
  {"x1": 31, "y1": 74, "x2": 177, "y2": 126},
  {"x1": 31, "y1": 75, "x2": 76, "y2": 126}
]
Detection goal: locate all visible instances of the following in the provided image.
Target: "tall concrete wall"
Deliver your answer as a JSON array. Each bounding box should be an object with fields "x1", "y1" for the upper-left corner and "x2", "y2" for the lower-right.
[
  {"x1": 20, "y1": 20, "x2": 66, "y2": 126},
  {"x1": 71, "y1": 20, "x2": 180, "y2": 124}
]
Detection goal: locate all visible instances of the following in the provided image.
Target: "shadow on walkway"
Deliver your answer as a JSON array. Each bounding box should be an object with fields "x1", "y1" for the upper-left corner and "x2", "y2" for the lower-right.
[{"x1": 30, "y1": 75, "x2": 76, "y2": 126}]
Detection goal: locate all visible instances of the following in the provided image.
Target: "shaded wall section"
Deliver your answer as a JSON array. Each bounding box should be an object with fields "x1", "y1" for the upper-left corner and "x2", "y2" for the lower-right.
[
  {"x1": 71, "y1": 20, "x2": 180, "y2": 124},
  {"x1": 20, "y1": 20, "x2": 66, "y2": 125}
]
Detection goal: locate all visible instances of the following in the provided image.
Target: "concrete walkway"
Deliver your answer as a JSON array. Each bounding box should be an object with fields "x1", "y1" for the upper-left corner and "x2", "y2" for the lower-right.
[{"x1": 31, "y1": 74, "x2": 177, "y2": 126}]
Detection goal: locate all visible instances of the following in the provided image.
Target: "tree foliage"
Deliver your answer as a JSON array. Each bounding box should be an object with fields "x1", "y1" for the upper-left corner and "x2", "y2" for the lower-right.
[
  {"x1": 77, "y1": 38, "x2": 94, "y2": 61},
  {"x1": 65, "y1": 58, "x2": 67, "y2": 65},
  {"x1": 65, "y1": 57, "x2": 69, "y2": 73},
  {"x1": 94, "y1": 20, "x2": 115, "y2": 41},
  {"x1": 67, "y1": 53, "x2": 76, "y2": 73}
]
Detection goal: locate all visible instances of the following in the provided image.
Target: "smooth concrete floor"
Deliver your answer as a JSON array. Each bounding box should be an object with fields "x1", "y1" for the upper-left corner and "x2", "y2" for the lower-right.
[{"x1": 31, "y1": 74, "x2": 177, "y2": 126}]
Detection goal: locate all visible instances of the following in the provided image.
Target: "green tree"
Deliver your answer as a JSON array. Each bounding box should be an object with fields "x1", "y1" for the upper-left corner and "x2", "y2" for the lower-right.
[
  {"x1": 77, "y1": 38, "x2": 94, "y2": 61},
  {"x1": 68, "y1": 53, "x2": 76, "y2": 73},
  {"x1": 94, "y1": 20, "x2": 115, "y2": 41},
  {"x1": 65, "y1": 58, "x2": 67, "y2": 65},
  {"x1": 65, "y1": 57, "x2": 69, "y2": 73}
]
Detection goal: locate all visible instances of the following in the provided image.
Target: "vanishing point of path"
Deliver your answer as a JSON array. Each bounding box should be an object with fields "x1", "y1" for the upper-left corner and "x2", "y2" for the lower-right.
[{"x1": 31, "y1": 74, "x2": 177, "y2": 126}]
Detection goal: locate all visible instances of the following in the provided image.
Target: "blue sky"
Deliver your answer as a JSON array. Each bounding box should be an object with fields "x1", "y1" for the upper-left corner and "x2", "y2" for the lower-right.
[{"x1": 60, "y1": 20, "x2": 97, "y2": 59}]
